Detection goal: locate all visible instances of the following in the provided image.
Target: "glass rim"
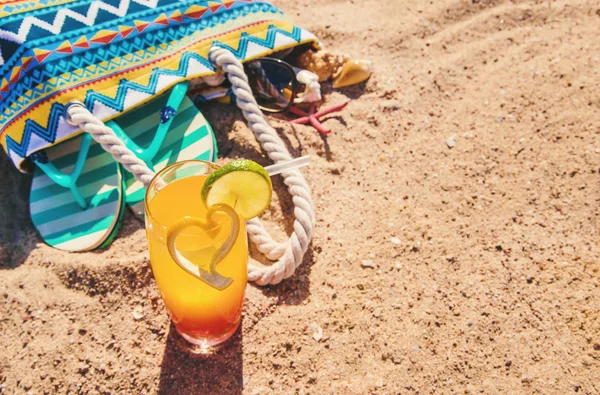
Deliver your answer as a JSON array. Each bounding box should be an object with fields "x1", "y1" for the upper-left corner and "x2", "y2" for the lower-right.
[{"x1": 144, "y1": 159, "x2": 221, "y2": 233}]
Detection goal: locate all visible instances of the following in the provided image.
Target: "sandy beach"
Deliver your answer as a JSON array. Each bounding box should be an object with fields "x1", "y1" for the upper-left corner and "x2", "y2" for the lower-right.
[{"x1": 1, "y1": 0, "x2": 599, "y2": 393}]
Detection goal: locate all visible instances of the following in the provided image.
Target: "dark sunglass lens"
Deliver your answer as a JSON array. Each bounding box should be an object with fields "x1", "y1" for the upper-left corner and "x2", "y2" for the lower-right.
[{"x1": 245, "y1": 60, "x2": 294, "y2": 112}]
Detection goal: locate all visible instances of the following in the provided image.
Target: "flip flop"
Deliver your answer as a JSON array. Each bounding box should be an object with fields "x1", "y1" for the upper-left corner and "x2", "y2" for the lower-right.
[
  {"x1": 107, "y1": 81, "x2": 218, "y2": 218},
  {"x1": 29, "y1": 133, "x2": 125, "y2": 252}
]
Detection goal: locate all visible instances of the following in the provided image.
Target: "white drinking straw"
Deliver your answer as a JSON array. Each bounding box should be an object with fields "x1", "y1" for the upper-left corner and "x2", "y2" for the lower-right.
[{"x1": 264, "y1": 155, "x2": 311, "y2": 176}]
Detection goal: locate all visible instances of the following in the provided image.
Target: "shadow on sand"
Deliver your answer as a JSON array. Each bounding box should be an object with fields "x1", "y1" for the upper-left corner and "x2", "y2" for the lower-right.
[
  {"x1": 158, "y1": 323, "x2": 243, "y2": 394},
  {"x1": 0, "y1": 153, "x2": 38, "y2": 269}
]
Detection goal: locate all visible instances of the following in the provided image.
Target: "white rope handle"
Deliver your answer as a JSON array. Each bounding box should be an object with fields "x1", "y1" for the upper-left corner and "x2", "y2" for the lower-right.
[
  {"x1": 64, "y1": 46, "x2": 315, "y2": 286},
  {"x1": 209, "y1": 47, "x2": 315, "y2": 285}
]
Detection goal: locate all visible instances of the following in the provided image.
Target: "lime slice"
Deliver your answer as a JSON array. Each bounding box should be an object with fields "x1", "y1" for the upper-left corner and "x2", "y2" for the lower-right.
[{"x1": 202, "y1": 160, "x2": 272, "y2": 219}]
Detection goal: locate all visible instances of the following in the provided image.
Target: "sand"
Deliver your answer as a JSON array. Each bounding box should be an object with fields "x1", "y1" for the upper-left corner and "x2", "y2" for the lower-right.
[{"x1": 1, "y1": 0, "x2": 599, "y2": 393}]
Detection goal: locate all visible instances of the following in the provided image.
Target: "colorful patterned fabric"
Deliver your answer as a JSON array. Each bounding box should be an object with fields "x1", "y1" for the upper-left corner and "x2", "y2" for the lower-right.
[{"x1": 0, "y1": 0, "x2": 320, "y2": 171}]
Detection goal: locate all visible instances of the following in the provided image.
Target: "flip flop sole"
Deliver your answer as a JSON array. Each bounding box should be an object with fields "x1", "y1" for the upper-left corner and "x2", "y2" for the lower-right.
[
  {"x1": 117, "y1": 96, "x2": 216, "y2": 218},
  {"x1": 99, "y1": 167, "x2": 127, "y2": 250},
  {"x1": 29, "y1": 135, "x2": 124, "y2": 252}
]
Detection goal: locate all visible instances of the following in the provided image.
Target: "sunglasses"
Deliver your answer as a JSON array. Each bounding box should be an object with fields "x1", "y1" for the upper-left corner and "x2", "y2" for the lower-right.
[{"x1": 243, "y1": 58, "x2": 302, "y2": 113}]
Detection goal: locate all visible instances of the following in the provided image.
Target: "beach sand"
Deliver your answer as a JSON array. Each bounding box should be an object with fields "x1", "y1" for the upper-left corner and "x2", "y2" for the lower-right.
[{"x1": 1, "y1": 0, "x2": 599, "y2": 393}]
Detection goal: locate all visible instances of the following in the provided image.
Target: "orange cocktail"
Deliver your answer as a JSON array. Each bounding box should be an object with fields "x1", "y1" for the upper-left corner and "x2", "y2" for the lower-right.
[{"x1": 145, "y1": 161, "x2": 247, "y2": 349}]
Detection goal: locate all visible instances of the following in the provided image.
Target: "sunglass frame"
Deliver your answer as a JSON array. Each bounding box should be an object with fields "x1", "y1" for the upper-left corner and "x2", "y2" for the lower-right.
[{"x1": 243, "y1": 57, "x2": 301, "y2": 113}]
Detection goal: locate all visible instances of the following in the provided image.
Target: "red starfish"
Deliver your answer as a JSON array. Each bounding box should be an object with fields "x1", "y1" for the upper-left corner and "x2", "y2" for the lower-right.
[{"x1": 288, "y1": 102, "x2": 349, "y2": 135}]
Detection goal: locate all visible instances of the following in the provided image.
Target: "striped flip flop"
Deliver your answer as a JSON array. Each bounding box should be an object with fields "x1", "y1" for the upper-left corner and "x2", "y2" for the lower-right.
[
  {"x1": 29, "y1": 133, "x2": 125, "y2": 252},
  {"x1": 107, "y1": 81, "x2": 217, "y2": 218}
]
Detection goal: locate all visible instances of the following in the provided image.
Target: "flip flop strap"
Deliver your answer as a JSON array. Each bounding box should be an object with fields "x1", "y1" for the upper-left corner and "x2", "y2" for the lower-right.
[
  {"x1": 106, "y1": 81, "x2": 189, "y2": 166},
  {"x1": 32, "y1": 132, "x2": 93, "y2": 209}
]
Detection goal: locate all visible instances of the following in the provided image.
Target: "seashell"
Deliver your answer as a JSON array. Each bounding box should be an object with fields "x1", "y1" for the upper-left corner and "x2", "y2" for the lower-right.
[
  {"x1": 296, "y1": 50, "x2": 342, "y2": 81},
  {"x1": 332, "y1": 59, "x2": 373, "y2": 88}
]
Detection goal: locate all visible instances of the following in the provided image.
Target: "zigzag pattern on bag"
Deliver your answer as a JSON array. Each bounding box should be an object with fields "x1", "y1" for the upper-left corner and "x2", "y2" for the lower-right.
[
  {"x1": 0, "y1": 2, "x2": 280, "y2": 110},
  {"x1": 213, "y1": 25, "x2": 303, "y2": 59},
  {"x1": 0, "y1": 0, "x2": 83, "y2": 17},
  {"x1": 1, "y1": 22, "x2": 306, "y2": 121},
  {"x1": 5, "y1": 24, "x2": 314, "y2": 161},
  {"x1": 85, "y1": 52, "x2": 214, "y2": 111},
  {"x1": 0, "y1": 0, "x2": 250, "y2": 75},
  {"x1": 5, "y1": 102, "x2": 67, "y2": 160},
  {"x1": 0, "y1": 0, "x2": 162, "y2": 65},
  {"x1": 0, "y1": 0, "x2": 159, "y2": 44},
  {"x1": 0, "y1": 1, "x2": 81, "y2": 28}
]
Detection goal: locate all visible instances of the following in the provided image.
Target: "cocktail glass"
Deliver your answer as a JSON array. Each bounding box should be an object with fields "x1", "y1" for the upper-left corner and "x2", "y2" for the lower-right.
[{"x1": 144, "y1": 160, "x2": 247, "y2": 352}]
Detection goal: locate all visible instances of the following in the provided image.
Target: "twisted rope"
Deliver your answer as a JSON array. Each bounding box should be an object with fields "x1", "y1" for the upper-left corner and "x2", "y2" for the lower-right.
[
  {"x1": 65, "y1": 46, "x2": 315, "y2": 286},
  {"x1": 210, "y1": 47, "x2": 315, "y2": 285}
]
